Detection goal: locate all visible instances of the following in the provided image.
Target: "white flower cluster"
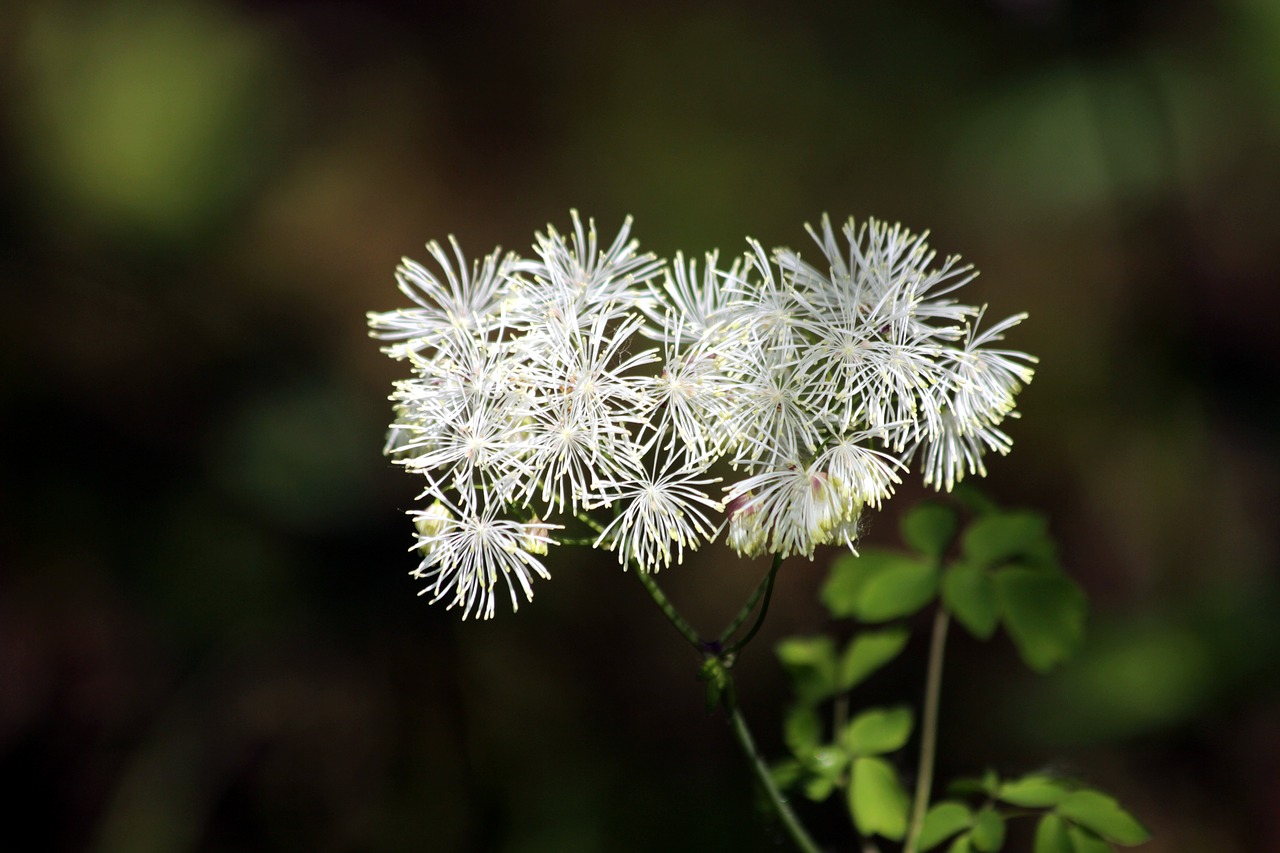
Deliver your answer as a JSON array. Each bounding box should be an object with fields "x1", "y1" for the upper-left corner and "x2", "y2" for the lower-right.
[{"x1": 368, "y1": 213, "x2": 1035, "y2": 618}]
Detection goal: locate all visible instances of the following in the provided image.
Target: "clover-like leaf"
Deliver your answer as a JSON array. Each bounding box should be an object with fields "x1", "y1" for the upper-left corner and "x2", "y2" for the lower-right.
[
  {"x1": 948, "y1": 769, "x2": 1000, "y2": 798},
  {"x1": 770, "y1": 759, "x2": 804, "y2": 792},
  {"x1": 838, "y1": 628, "x2": 910, "y2": 691},
  {"x1": 963, "y1": 511, "x2": 1054, "y2": 568},
  {"x1": 783, "y1": 705, "x2": 822, "y2": 761},
  {"x1": 902, "y1": 503, "x2": 959, "y2": 558},
  {"x1": 918, "y1": 801, "x2": 973, "y2": 851},
  {"x1": 776, "y1": 635, "x2": 838, "y2": 704},
  {"x1": 1033, "y1": 814, "x2": 1074, "y2": 853},
  {"x1": 822, "y1": 549, "x2": 938, "y2": 622},
  {"x1": 1066, "y1": 826, "x2": 1116, "y2": 853},
  {"x1": 804, "y1": 745, "x2": 849, "y2": 802},
  {"x1": 997, "y1": 773, "x2": 1072, "y2": 808},
  {"x1": 994, "y1": 566, "x2": 1086, "y2": 672},
  {"x1": 1056, "y1": 790, "x2": 1150, "y2": 845},
  {"x1": 970, "y1": 808, "x2": 1006, "y2": 852},
  {"x1": 942, "y1": 562, "x2": 999, "y2": 639},
  {"x1": 849, "y1": 756, "x2": 910, "y2": 841},
  {"x1": 842, "y1": 706, "x2": 914, "y2": 756}
]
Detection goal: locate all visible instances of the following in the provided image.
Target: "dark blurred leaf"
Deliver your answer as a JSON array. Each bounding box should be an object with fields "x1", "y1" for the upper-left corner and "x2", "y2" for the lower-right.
[
  {"x1": 942, "y1": 563, "x2": 999, "y2": 639},
  {"x1": 822, "y1": 549, "x2": 938, "y2": 622},
  {"x1": 949, "y1": 769, "x2": 1001, "y2": 798},
  {"x1": 1066, "y1": 826, "x2": 1116, "y2": 853},
  {"x1": 771, "y1": 759, "x2": 805, "y2": 792},
  {"x1": 995, "y1": 566, "x2": 1086, "y2": 672},
  {"x1": 997, "y1": 773, "x2": 1072, "y2": 808},
  {"x1": 838, "y1": 627, "x2": 910, "y2": 690},
  {"x1": 970, "y1": 808, "x2": 1006, "y2": 852},
  {"x1": 1056, "y1": 791, "x2": 1150, "y2": 845},
  {"x1": 918, "y1": 801, "x2": 973, "y2": 851},
  {"x1": 1033, "y1": 814, "x2": 1074, "y2": 853},
  {"x1": 783, "y1": 705, "x2": 823, "y2": 760},
  {"x1": 804, "y1": 746, "x2": 848, "y2": 802},
  {"x1": 776, "y1": 636, "x2": 838, "y2": 705},
  {"x1": 962, "y1": 511, "x2": 1053, "y2": 568},
  {"x1": 902, "y1": 502, "x2": 959, "y2": 558}
]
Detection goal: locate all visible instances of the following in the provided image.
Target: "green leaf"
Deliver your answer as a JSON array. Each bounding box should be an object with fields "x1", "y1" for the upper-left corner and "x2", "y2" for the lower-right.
[
  {"x1": 970, "y1": 808, "x2": 1006, "y2": 852},
  {"x1": 948, "y1": 769, "x2": 1000, "y2": 798},
  {"x1": 838, "y1": 627, "x2": 910, "y2": 690},
  {"x1": 962, "y1": 511, "x2": 1054, "y2": 567},
  {"x1": 842, "y1": 706, "x2": 914, "y2": 756},
  {"x1": 822, "y1": 549, "x2": 939, "y2": 622},
  {"x1": 902, "y1": 503, "x2": 959, "y2": 558},
  {"x1": 1033, "y1": 814, "x2": 1074, "y2": 853},
  {"x1": 948, "y1": 835, "x2": 974, "y2": 853},
  {"x1": 918, "y1": 801, "x2": 973, "y2": 851},
  {"x1": 849, "y1": 756, "x2": 910, "y2": 841},
  {"x1": 770, "y1": 759, "x2": 804, "y2": 792},
  {"x1": 994, "y1": 567, "x2": 1087, "y2": 672},
  {"x1": 997, "y1": 774, "x2": 1072, "y2": 808},
  {"x1": 803, "y1": 745, "x2": 849, "y2": 802},
  {"x1": 1066, "y1": 826, "x2": 1115, "y2": 853},
  {"x1": 821, "y1": 552, "x2": 872, "y2": 616},
  {"x1": 776, "y1": 636, "x2": 838, "y2": 704},
  {"x1": 783, "y1": 705, "x2": 822, "y2": 760},
  {"x1": 942, "y1": 563, "x2": 999, "y2": 639},
  {"x1": 1056, "y1": 791, "x2": 1150, "y2": 845},
  {"x1": 804, "y1": 774, "x2": 838, "y2": 802}
]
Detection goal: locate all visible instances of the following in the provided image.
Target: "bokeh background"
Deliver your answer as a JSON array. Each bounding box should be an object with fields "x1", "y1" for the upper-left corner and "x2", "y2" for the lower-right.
[{"x1": 2, "y1": 1, "x2": 1278, "y2": 851}]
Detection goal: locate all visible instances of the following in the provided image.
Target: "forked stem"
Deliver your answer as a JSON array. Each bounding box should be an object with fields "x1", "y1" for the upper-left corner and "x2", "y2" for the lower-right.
[
  {"x1": 634, "y1": 557, "x2": 821, "y2": 853},
  {"x1": 634, "y1": 568, "x2": 703, "y2": 650},
  {"x1": 719, "y1": 554, "x2": 784, "y2": 650}
]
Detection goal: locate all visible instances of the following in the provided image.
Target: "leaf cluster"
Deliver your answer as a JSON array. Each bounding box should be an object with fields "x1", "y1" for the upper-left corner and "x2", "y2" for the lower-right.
[
  {"x1": 921, "y1": 772, "x2": 1150, "y2": 853},
  {"x1": 770, "y1": 498, "x2": 1147, "y2": 851}
]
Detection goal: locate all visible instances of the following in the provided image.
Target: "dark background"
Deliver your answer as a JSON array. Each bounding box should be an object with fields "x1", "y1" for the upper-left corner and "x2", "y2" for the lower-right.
[{"x1": 2, "y1": 1, "x2": 1278, "y2": 851}]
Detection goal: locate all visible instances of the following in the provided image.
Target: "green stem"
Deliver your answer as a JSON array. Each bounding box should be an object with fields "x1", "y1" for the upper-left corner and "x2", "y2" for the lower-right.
[
  {"x1": 904, "y1": 607, "x2": 950, "y2": 853},
  {"x1": 726, "y1": 701, "x2": 823, "y2": 853},
  {"x1": 723, "y1": 554, "x2": 783, "y2": 656},
  {"x1": 718, "y1": 554, "x2": 784, "y2": 646},
  {"x1": 634, "y1": 569, "x2": 703, "y2": 651},
  {"x1": 633, "y1": 553, "x2": 819, "y2": 851}
]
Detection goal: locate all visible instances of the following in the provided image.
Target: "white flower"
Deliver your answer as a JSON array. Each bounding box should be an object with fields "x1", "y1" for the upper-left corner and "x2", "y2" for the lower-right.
[
  {"x1": 723, "y1": 461, "x2": 865, "y2": 560},
  {"x1": 592, "y1": 446, "x2": 724, "y2": 571},
  {"x1": 512, "y1": 210, "x2": 662, "y2": 326},
  {"x1": 646, "y1": 331, "x2": 738, "y2": 464},
  {"x1": 372, "y1": 212, "x2": 1038, "y2": 616},
  {"x1": 409, "y1": 495, "x2": 561, "y2": 620},
  {"x1": 367, "y1": 238, "x2": 516, "y2": 359},
  {"x1": 639, "y1": 250, "x2": 744, "y2": 344}
]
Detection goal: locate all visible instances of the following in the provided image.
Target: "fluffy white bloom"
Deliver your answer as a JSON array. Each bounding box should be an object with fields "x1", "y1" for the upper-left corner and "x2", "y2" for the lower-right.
[
  {"x1": 368, "y1": 239, "x2": 516, "y2": 359},
  {"x1": 723, "y1": 461, "x2": 864, "y2": 560},
  {"x1": 371, "y1": 212, "x2": 1036, "y2": 614},
  {"x1": 409, "y1": 497, "x2": 561, "y2": 620},
  {"x1": 592, "y1": 446, "x2": 724, "y2": 570}
]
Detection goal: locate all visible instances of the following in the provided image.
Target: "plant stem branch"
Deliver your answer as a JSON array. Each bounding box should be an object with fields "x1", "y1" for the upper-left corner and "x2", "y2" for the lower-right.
[
  {"x1": 719, "y1": 554, "x2": 784, "y2": 647},
  {"x1": 904, "y1": 606, "x2": 950, "y2": 853},
  {"x1": 634, "y1": 569, "x2": 703, "y2": 651},
  {"x1": 726, "y1": 701, "x2": 823, "y2": 853},
  {"x1": 723, "y1": 554, "x2": 782, "y2": 656}
]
